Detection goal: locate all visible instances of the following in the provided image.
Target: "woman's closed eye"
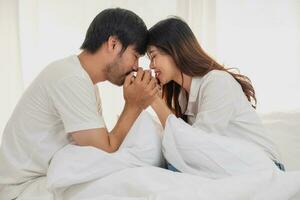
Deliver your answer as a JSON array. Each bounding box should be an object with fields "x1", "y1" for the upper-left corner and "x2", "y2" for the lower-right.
[{"x1": 151, "y1": 55, "x2": 156, "y2": 62}]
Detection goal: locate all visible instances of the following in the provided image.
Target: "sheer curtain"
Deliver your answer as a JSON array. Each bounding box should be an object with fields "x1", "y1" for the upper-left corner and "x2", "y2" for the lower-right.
[
  {"x1": 0, "y1": 0, "x2": 23, "y2": 138},
  {"x1": 16, "y1": 0, "x2": 215, "y2": 130},
  {"x1": 0, "y1": 0, "x2": 299, "y2": 135}
]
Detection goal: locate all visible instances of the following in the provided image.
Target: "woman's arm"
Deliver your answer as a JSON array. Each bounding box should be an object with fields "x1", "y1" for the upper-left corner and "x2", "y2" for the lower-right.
[{"x1": 151, "y1": 96, "x2": 173, "y2": 128}]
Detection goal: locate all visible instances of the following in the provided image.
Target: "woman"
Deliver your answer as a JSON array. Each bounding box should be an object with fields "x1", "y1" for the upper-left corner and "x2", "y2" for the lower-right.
[{"x1": 147, "y1": 17, "x2": 284, "y2": 177}]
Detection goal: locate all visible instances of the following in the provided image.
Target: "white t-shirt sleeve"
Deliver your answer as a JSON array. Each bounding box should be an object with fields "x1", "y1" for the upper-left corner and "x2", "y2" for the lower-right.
[
  {"x1": 48, "y1": 76, "x2": 106, "y2": 133},
  {"x1": 192, "y1": 72, "x2": 236, "y2": 133}
]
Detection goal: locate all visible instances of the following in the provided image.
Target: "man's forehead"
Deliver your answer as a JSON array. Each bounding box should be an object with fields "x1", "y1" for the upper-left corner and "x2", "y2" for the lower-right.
[{"x1": 128, "y1": 45, "x2": 139, "y2": 54}]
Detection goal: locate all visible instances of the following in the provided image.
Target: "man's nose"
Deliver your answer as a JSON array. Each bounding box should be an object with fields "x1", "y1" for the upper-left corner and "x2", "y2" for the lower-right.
[{"x1": 132, "y1": 61, "x2": 139, "y2": 71}]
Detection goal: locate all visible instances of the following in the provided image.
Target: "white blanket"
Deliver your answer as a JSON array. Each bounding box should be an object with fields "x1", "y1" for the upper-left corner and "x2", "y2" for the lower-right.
[
  {"x1": 19, "y1": 152, "x2": 300, "y2": 200},
  {"x1": 61, "y1": 167, "x2": 300, "y2": 200},
  {"x1": 16, "y1": 112, "x2": 300, "y2": 199},
  {"x1": 162, "y1": 114, "x2": 280, "y2": 178}
]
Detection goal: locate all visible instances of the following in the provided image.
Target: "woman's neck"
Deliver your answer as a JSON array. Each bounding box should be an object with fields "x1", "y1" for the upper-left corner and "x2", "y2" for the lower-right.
[{"x1": 173, "y1": 72, "x2": 192, "y2": 94}]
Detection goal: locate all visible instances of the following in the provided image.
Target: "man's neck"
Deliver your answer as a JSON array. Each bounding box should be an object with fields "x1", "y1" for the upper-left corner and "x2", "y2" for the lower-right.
[{"x1": 78, "y1": 50, "x2": 107, "y2": 84}]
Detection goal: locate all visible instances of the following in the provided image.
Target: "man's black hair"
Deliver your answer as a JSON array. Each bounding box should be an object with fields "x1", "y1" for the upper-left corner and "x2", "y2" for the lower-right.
[{"x1": 81, "y1": 8, "x2": 148, "y2": 55}]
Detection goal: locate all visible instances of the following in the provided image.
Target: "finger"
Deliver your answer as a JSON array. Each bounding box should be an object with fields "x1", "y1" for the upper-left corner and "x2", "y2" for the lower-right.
[
  {"x1": 146, "y1": 77, "x2": 157, "y2": 90},
  {"x1": 131, "y1": 76, "x2": 135, "y2": 82},
  {"x1": 142, "y1": 70, "x2": 151, "y2": 84},
  {"x1": 149, "y1": 85, "x2": 160, "y2": 97},
  {"x1": 124, "y1": 73, "x2": 133, "y2": 87},
  {"x1": 135, "y1": 67, "x2": 144, "y2": 82}
]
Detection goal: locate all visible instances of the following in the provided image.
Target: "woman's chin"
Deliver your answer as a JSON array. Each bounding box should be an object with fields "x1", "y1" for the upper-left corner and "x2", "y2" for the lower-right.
[
  {"x1": 157, "y1": 75, "x2": 170, "y2": 86},
  {"x1": 159, "y1": 79, "x2": 171, "y2": 85}
]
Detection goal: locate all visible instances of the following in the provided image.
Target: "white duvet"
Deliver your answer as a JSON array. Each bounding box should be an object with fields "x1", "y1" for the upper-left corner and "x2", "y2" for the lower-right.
[
  {"x1": 18, "y1": 151, "x2": 300, "y2": 200},
  {"x1": 16, "y1": 112, "x2": 300, "y2": 200}
]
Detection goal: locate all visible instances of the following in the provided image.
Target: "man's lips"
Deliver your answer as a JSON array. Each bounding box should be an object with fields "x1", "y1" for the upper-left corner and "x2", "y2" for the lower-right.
[
  {"x1": 127, "y1": 69, "x2": 157, "y2": 78},
  {"x1": 126, "y1": 70, "x2": 134, "y2": 76}
]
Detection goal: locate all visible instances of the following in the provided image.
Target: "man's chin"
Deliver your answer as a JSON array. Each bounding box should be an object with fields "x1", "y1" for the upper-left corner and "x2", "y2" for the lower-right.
[
  {"x1": 109, "y1": 77, "x2": 125, "y2": 86},
  {"x1": 111, "y1": 81, "x2": 124, "y2": 87}
]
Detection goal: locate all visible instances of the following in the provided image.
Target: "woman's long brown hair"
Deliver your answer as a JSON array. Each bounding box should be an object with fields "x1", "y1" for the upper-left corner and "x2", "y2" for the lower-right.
[{"x1": 148, "y1": 17, "x2": 257, "y2": 121}]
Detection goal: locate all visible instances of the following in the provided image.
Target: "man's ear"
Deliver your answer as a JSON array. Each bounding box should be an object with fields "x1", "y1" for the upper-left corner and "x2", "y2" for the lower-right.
[{"x1": 107, "y1": 36, "x2": 122, "y2": 54}]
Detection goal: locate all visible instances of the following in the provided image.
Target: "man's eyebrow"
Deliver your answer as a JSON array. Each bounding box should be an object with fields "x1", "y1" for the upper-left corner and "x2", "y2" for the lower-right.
[{"x1": 132, "y1": 50, "x2": 140, "y2": 57}]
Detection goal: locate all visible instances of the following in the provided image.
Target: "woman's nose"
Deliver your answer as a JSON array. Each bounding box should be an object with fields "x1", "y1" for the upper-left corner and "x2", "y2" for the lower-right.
[{"x1": 149, "y1": 61, "x2": 155, "y2": 69}]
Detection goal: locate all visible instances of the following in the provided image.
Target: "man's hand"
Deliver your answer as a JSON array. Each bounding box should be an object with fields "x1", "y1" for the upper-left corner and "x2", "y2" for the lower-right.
[
  {"x1": 123, "y1": 67, "x2": 159, "y2": 110},
  {"x1": 71, "y1": 69, "x2": 160, "y2": 153}
]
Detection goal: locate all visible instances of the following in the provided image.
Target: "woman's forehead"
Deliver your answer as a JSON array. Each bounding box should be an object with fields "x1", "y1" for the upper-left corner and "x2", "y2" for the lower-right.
[{"x1": 148, "y1": 45, "x2": 159, "y2": 53}]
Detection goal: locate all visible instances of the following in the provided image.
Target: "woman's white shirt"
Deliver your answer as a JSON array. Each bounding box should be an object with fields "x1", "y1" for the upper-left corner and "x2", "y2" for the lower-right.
[{"x1": 178, "y1": 70, "x2": 280, "y2": 162}]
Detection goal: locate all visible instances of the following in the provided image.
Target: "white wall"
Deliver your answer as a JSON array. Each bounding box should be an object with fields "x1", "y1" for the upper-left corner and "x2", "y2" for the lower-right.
[{"x1": 215, "y1": 0, "x2": 300, "y2": 113}]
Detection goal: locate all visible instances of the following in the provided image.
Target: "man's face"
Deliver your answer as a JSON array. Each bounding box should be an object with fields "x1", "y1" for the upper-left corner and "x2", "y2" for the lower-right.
[{"x1": 107, "y1": 45, "x2": 140, "y2": 86}]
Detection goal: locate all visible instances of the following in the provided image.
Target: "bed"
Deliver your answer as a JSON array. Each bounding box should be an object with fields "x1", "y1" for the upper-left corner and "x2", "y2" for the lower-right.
[{"x1": 16, "y1": 109, "x2": 300, "y2": 200}]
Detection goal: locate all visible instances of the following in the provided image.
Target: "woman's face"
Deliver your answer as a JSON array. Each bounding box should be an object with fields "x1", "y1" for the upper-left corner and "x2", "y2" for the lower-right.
[{"x1": 148, "y1": 45, "x2": 179, "y2": 85}]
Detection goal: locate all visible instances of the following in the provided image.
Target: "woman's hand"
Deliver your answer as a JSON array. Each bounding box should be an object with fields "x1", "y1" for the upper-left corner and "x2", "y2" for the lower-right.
[
  {"x1": 151, "y1": 86, "x2": 173, "y2": 128},
  {"x1": 123, "y1": 68, "x2": 159, "y2": 110}
]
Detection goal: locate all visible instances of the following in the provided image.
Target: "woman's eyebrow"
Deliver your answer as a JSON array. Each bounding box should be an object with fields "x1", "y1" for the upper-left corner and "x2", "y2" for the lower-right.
[{"x1": 148, "y1": 49, "x2": 155, "y2": 54}]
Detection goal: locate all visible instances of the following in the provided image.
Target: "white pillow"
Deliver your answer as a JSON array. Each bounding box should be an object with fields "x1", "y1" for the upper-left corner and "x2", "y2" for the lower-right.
[{"x1": 260, "y1": 109, "x2": 300, "y2": 171}]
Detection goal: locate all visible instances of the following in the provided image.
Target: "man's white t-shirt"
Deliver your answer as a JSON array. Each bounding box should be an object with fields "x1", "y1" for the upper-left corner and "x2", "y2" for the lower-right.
[{"x1": 0, "y1": 55, "x2": 106, "y2": 198}]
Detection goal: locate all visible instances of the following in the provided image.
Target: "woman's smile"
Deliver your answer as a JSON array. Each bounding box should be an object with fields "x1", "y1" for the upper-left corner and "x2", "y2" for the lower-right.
[{"x1": 155, "y1": 70, "x2": 161, "y2": 79}]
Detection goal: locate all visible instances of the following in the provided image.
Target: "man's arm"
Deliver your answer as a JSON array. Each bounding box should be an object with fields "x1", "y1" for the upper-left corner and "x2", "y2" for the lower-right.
[
  {"x1": 71, "y1": 103, "x2": 141, "y2": 153},
  {"x1": 71, "y1": 68, "x2": 158, "y2": 153}
]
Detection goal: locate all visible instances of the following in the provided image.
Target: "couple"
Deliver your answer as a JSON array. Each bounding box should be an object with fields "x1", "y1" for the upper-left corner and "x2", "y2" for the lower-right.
[{"x1": 0, "y1": 8, "x2": 284, "y2": 199}]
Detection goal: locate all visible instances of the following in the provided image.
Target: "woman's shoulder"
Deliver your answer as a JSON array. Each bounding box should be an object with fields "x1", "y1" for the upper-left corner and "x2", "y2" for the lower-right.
[
  {"x1": 201, "y1": 70, "x2": 236, "y2": 87},
  {"x1": 206, "y1": 70, "x2": 233, "y2": 80}
]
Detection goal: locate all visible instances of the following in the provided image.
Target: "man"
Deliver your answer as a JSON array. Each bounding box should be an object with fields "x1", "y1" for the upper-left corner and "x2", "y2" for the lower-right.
[{"x1": 0, "y1": 8, "x2": 158, "y2": 199}]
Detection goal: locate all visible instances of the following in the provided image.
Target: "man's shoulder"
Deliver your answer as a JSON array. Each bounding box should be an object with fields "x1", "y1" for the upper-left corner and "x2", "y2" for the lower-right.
[
  {"x1": 46, "y1": 55, "x2": 79, "y2": 73},
  {"x1": 41, "y1": 55, "x2": 85, "y2": 83}
]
